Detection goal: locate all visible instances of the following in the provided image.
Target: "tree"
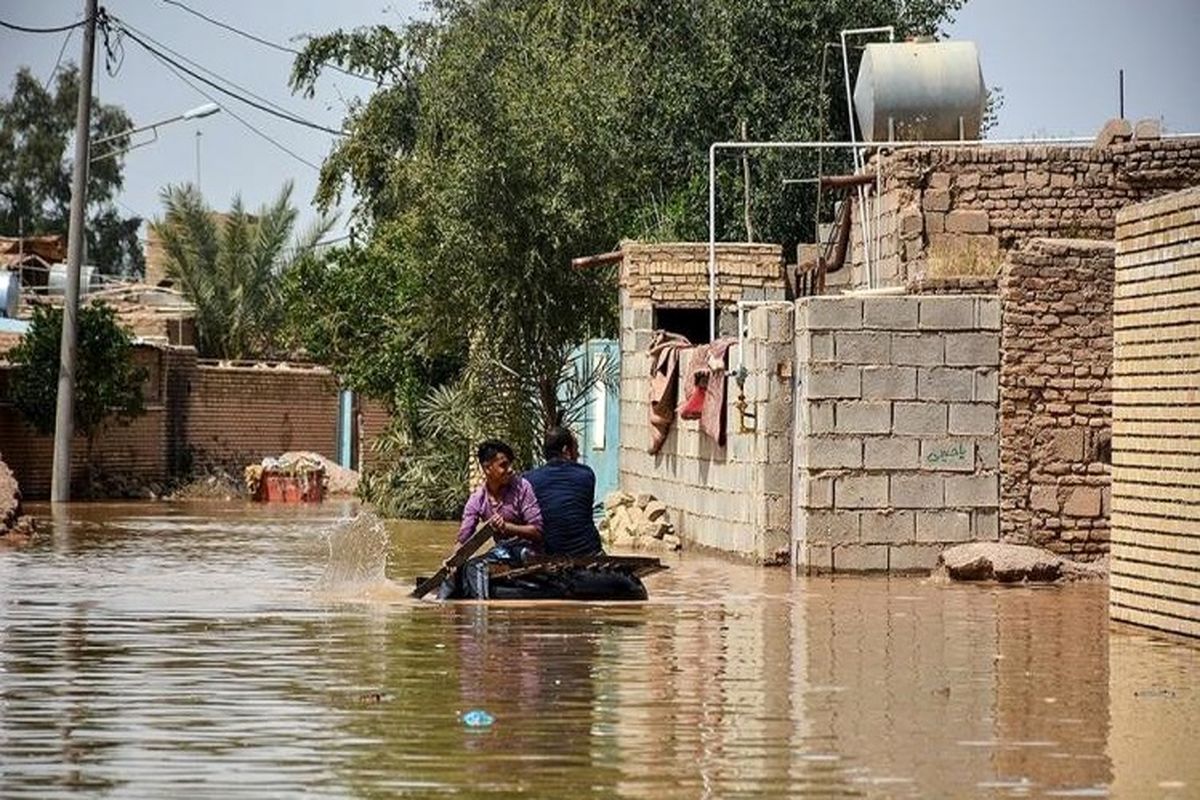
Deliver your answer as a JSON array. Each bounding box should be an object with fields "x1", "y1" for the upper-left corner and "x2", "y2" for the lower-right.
[
  {"x1": 153, "y1": 182, "x2": 334, "y2": 360},
  {"x1": 0, "y1": 65, "x2": 144, "y2": 276},
  {"x1": 8, "y1": 302, "x2": 147, "y2": 446},
  {"x1": 287, "y1": 0, "x2": 968, "y2": 513}
]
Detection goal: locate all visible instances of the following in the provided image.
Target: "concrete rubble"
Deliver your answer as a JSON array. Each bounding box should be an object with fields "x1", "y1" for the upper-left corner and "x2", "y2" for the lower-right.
[
  {"x1": 937, "y1": 542, "x2": 1107, "y2": 583},
  {"x1": 600, "y1": 490, "x2": 682, "y2": 553}
]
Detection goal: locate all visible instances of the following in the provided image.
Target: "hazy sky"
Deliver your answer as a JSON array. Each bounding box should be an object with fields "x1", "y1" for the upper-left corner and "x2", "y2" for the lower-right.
[{"x1": 2, "y1": 0, "x2": 1198, "y2": 244}]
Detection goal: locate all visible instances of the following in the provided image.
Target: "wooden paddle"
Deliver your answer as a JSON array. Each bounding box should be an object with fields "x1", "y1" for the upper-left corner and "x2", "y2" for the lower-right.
[{"x1": 410, "y1": 520, "x2": 497, "y2": 599}]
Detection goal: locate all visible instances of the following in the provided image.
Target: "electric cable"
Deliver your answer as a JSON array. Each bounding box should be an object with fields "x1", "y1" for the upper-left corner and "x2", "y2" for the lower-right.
[
  {"x1": 112, "y1": 18, "x2": 347, "y2": 137},
  {"x1": 158, "y1": 0, "x2": 380, "y2": 84},
  {"x1": 0, "y1": 17, "x2": 88, "y2": 34},
  {"x1": 45, "y1": 27, "x2": 77, "y2": 90},
  {"x1": 140, "y1": 47, "x2": 323, "y2": 172}
]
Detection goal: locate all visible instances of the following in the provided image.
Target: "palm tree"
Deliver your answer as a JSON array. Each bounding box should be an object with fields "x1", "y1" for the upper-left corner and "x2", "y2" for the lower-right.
[{"x1": 152, "y1": 182, "x2": 334, "y2": 359}]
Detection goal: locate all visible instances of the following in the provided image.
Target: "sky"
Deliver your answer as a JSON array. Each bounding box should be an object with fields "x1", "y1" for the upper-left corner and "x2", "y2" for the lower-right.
[{"x1": 1, "y1": 0, "x2": 1198, "y2": 247}]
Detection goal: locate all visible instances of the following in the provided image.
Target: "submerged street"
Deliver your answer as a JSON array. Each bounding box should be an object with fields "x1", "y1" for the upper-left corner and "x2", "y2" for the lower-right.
[{"x1": 0, "y1": 502, "x2": 1196, "y2": 798}]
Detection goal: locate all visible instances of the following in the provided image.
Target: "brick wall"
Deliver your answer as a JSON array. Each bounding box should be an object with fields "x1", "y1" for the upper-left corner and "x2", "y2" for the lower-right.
[
  {"x1": 846, "y1": 137, "x2": 1200, "y2": 289},
  {"x1": 0, "y1": 347, "x2": 392, "y2": 498},
  {"x1": 998, "y1": 239, "x2": 1114, "y2": 557},
  {"x1": 794, "y1": 294, "x2": 1000, "y2": 573},
  {"x1": 1109, "y1": 186, "x2": 1200, "y2": 638},
  {"x1": 618, "y1": 304, "x2": 793, "y2": 563},
  {"x1": 620, "y1": 242, "x2": 787, "y2": 308}
]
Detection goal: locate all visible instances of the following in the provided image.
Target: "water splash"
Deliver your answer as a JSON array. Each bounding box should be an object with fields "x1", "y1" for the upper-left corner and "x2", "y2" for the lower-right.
[{"x1": 316, "y1": 509, "x2": 392, "y2": 592}]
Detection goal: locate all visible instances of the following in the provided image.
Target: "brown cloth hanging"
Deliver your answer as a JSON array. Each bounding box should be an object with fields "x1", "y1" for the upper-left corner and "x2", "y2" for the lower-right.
[{"x1": 647, "y1": 331, "x2": 691, "y2": 454}]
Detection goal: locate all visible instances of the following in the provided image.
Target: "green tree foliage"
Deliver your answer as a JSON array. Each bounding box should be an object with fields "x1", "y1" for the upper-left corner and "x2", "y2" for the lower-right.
[
  {"x1": 8, "y1": 302, "x2": 147, "y2": 442},
  {"x1": 288, "y1": 0, "x2": 966, "y2": 515},
  {"x1": 153, "y1": 182, "x2": 334, "y2": 360},
  {"x1": 0, "y1": 65, "x2": 144, "y2": 276}
]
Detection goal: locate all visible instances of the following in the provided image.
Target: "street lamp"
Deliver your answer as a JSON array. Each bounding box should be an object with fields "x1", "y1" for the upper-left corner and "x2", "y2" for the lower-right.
[
  {"x1": 51, "y1": 96, "x2": 221, "y2": 503},
  {"x1": 90, "y1": 102, "x2": 221, "y2": 163}
]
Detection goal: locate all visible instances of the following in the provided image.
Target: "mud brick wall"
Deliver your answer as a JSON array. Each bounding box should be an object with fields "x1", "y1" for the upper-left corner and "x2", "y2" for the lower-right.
[
  {"x1": 793, "y1": 294, "x2": 1000, "y2": 573},
  {"x1": 846, "y1": 137, "x2": 1200, "y2": 288},
  {"x1": 618, "y1": 304, "x2": 793, "y2": 563},
  {"x1": 620, "y1": 242, "x2": 787, "y2": 308},
  {"x1": 183, "y1": 363, "x2": 341, "y2": 471},
  {"x1": 1109, "y1": 186, "x2": 1200, "y2": 638},
  {"x1": 997, "y1": 239, "x2": 1114, "y2": 557}
]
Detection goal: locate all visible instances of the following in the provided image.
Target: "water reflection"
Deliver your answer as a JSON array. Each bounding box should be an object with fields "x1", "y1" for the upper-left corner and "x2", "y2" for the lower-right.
[{"x1": 0, "y1": 502, "x2": 1196, "y2": 798}]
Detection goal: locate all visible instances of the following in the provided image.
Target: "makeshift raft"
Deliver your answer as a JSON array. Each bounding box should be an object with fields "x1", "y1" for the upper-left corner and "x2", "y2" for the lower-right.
[{"x1": 427, "y1": 554, "x2": 668, "y2": 602}]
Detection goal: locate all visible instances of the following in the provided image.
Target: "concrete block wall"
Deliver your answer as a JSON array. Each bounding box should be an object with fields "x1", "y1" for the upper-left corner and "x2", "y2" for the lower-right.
[
  {"x1": 618, "y1": 303, "x2": 794, "y2": 563},
  {"x1": 1110, "y1": 186, "x2": 1200, "y2": 638},
  {"x1": 845, "y1": 137, "x2": 1200, "y2": 289},
  {"x1": 794, "y1": 294, "x2": 1001, "y2": 573},
  {"x1": 998, "y1": 239, "x2": 1114, "y2": 557}
]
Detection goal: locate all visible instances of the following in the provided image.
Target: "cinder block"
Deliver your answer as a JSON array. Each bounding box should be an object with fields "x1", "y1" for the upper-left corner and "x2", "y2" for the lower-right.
[
  {"x1": 892, "y1": 334, "x2": 944, "y2": 366},
  {"x1": 803, "y1": 544, "x2": 834, "y2": 573},
  {"x1": 893, "y1": 401, "x2": 948, "y2": 436},
  {"x1": 919, "y1": 438, "x2": 975, "y2": 471},
  {"x1": 835, "y1": 331, "x2": 891, "y2": 364},
  {"x1": 803, "y1": 365, "x2": 861, "y2": 399},
  {"x1": 944, "y1": 333, "x2": 1000, "y2": 367},
  {"x1": 860, "y1": 510, "x2": 916, "y2": 544},
  {"x1": 864, "y1": 437, "x2": 920, "y2": 469},
  {"x1": 804, "y1": 509, "x2": 860, "y2": 543},
  {"x1": 810, "y1": 332, "x2": 834, "y2": 361},
  {"x1": 805, "y1": 436, "x2": 863, "y2": 469},
  {"x1": 836, "y1": 401, "x2": 892, "y2": 434},
  {"x1": 944, "y1": 474, "x2": 999, "y2": 507},
  {"x1": 948, "y1": 403, "x2": 997, "y2": 436},
  {"x1": 833, "y1": 543, "x2": 888, "y2": 572},
  {"x1": 915, "y1": 510, "x2": 971, "y2": 542},
  {"x1": 919, "y1": 296, "x2": 976, "y2": 330},
  {"x1": 861, "y1": 366, "x2": 917, "y2": 400},
  {"x1": 862, "y1": 297, "x2": 919, "y2": 330},
  {"x1": 806, "y1": 297, "x2": 863, "y2": 330},
  {"x1": 834, "y1": 475, "x2": 889, "y2": 509},
  {"x1": 917, "y1": 367, "x2": 975, "y2": 402},
  {"x1": 1063, "y1": 486, "x2": 1103, "y2": 517},
  {"x1": 977, "y1": 298, "x2": 1001, "y2": 330},
  {"x1": 804, "y1": 401, "x2": 836, "y2": 434},
  {"x1": 889, "y1": 544, "x2": 943, "y2": 572},
  {"x1": 799, "y1": 474, "x2": 835, "y2": 508},
  {"x1": 976, "y1": 440, "x2": 999, "y2": 470},
  {"x1": 972, "y1": 509, "x2": 1000, "y2": 540},
  {"x1": 890, "y1": 474, "x2": 944, "y2": 508},
  {"x1": 973, "y1": 369, "x2": 998, "y2": 402}
]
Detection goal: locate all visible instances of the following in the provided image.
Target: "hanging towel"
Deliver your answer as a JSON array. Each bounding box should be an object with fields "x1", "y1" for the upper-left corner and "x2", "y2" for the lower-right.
[
  {"x1": 700, "y1": 338, "x2": 736, "y2": 447},
  {"x1": 647, "y1": 331, "x2": 691, "y2": 454}
]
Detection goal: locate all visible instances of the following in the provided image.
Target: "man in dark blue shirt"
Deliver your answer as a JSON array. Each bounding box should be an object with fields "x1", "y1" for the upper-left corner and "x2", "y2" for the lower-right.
[{"x1": 524, "y1": 426, "x2": 604, "y2": 556}]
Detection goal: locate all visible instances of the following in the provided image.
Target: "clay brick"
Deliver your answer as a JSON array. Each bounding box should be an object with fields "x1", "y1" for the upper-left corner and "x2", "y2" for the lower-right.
[
  {"x1": 923, "y1": 189, "x2": 951, "y2": 212},
  {"x1": 945, "y1": 210, "x2": 990, "y2": 233},
  {"x1": 1063, "y1": 486, "x2": 1103, "y2": 517}
]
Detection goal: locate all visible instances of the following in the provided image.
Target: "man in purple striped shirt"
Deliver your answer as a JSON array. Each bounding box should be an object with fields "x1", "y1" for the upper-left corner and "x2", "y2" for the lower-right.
[{"x1": 456, "y1": 440, "x2": 544, "y2": 547}]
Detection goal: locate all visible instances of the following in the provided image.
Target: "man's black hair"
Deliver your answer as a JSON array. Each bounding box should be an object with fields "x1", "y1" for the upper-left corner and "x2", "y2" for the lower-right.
[
  {"x1": 542, "y1": 426, "x2": 578, "y2": 461},
  {"x1": 477, "y1": 439, "x2": 515, "y2": 465}
]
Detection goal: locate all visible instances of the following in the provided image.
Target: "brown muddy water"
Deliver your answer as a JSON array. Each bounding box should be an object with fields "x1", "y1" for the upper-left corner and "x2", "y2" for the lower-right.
[{"x1": 0, "y1": 502, "x2": 1197, "y2": 799}]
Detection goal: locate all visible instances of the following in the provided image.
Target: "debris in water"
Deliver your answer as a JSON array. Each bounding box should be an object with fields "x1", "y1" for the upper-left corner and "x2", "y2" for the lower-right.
[{"x1": 461, "y1": 709, "x2": 495, "y2": 727}]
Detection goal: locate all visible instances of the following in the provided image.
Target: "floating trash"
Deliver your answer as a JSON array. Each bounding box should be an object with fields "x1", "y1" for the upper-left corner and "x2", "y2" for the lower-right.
[{"x1": 461, "y1": 709, "x2": 495, "y2": 727}]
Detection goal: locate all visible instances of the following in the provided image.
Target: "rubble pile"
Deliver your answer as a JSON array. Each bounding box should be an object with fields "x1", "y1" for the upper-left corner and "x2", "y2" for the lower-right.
[{"x1": 600, "y1": 490, "x2": 682, "y2": 553}]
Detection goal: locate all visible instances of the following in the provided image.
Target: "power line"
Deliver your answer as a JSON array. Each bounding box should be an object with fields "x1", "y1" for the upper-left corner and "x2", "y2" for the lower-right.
[
  {"x1": 0, "y1": 16, "x2": 88, "y2": 34},
  {"x1": 111, "y1": 18, "x2": 347, "y2": 137},
  {"x1": 158, "y1": 0, "x2": 379, "y2": 85},
  {"x1": 140, "y1": 45, "x2": 323, "y2": 172},
  {"x1": 116, "y1": 18, "x2": 307, "y2": 122},
  {"x1": 45, "y1": 27, "x2": 77, "y2": 89}
]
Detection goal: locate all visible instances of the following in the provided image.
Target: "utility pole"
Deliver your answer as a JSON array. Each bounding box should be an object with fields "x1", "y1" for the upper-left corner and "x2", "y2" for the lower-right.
[{"x1": 50, "y1": 0, "x2": 98, "y2": 503}]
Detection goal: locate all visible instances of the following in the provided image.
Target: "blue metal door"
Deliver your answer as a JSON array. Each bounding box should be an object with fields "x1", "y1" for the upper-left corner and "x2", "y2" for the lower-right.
[{"x1": 576, "y1": 339, "x2": 620, "y2": 513}]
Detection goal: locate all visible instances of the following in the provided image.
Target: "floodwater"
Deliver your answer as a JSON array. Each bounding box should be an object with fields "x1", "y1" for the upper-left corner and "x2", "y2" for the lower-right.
[{"x1": 0, "y1": 503, "x2": 1197, "y2": 799}]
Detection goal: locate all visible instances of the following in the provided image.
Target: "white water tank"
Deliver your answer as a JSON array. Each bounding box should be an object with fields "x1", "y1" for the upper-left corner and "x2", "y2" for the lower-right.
[
  {"x1": 853, "y1": 41, "x2": 986, "y2": 142},
  {"x1": 1, "y1": 270, "x2": 19, "y2": 317},
  {"x1": 47, "y1": 263, "x2": 103, "y2": 296}
]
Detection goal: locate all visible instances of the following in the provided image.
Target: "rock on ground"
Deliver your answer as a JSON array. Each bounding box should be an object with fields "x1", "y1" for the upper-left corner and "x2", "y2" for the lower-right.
[
  {"x1": 938, "y1": 542, "x2": 1107, "y2": 583},
  {"x1": 0, "y1": 452, "x2": 36, "y2": 545}
]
